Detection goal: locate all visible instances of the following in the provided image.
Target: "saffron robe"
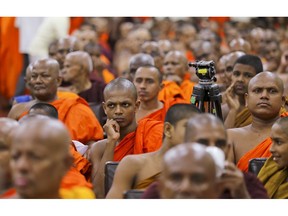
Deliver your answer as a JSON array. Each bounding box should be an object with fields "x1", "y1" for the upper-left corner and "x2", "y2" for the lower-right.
[
  {"x1": 113, "y1": 119, "x2": 164, "y2": 161},
  {"x1": 258, "y1": 157, "x2": 288, "y2": 199},
  {"x1": 237, "y1": 112, "x2": 288, "y2": 172},
  {"x1": 134, "y1": 172, "x2": 161, "y2": 190}
]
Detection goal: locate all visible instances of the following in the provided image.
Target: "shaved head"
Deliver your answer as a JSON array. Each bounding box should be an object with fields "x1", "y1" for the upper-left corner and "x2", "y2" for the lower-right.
[
  {"x1": 185, "y1": 113, "x2": 226, "y2": 142},
  {"x1": 248, "y1": 71, "x2": 284, "y2": 94},
  {"x1": 104, "y1": 77, "x2": 138, "y2": 101},
  {"x1": 13, "y1": 118, "x2": 71, "y2": 154}
]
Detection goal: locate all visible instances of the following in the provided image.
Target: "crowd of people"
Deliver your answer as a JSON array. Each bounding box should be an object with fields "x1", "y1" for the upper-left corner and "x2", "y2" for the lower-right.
[{"x1": 1, "y1": 17, "x2": 288, "y2": 199}]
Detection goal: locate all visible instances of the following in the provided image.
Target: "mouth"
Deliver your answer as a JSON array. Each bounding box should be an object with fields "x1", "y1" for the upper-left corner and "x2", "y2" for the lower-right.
[
  {"x1": 33, "y1": 86, "x2": 46, "y2": 90},
  {"x1": 257, "y1": 102, "x2": 270, "y2": 107},
  {"x1": 138, "y1": 91, "x2": 148, "y2": 97},
  {"x1": 234, "y1": 84, "x2": 245, "y2": 91},
  {"x1": 272, "y1": 155, "x2": 281, "y2": 163},
  {"x1": 113, "y1": 118, "x2": 125, "y2": 123},
  {"x1": 14, "y1": 177, "x2": 30, "y2": 188}
]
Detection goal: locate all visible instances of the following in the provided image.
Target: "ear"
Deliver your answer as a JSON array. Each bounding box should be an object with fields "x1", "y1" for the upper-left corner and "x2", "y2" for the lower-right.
[
  {"x1": 135, "y1": 100, "x2": 140, "y2": 112},
  {"x1": 244, "y1": 92, "x2": 248, "y2": 107},
  {"x1": 164, "y1": 122, "x2": 173, "y2": 139},
  {"x1": 57, "y1": 76, "x2": 62, "y2": 87},
  {"x1": 160, "y1": 82, "x2": 164, "y2": 90},
  {"x1": 102, "y1": 102, "x2": 107, "y2": 115}
]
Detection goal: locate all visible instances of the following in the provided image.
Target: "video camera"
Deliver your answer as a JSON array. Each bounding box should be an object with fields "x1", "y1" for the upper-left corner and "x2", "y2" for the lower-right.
[{"x1": 188, "y1": 60, "x2": 216, "y2": 84}]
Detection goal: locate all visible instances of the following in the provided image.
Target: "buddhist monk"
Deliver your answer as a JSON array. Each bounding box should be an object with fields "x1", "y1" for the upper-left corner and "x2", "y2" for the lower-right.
[
  {"x1": 222, "y1": 54, "x2": 264, "y2": 128},
  {"x1": 133, "y1": 65, "x2": 187, "y2": 122},
  {"x1": 106, "y1": 103, "x2": 200, "y2": 198},
  {"x1": 142, "y1": 113, "x2": 268, "y2": 199},
  {"x1": 8, "y1": 58, "x2": 104, "y2": 145},
  {"x1": 228, "y1": 72, "x2": 287, "y2": 172},
  {"x1": 159, "y1": 50, "x2": 195, "y2": 103},
  {"x1": 8, "y1": 117, "x2": 94, "y2": 198},
  {"x1": 0, "y1": 118, "x2": 19, "y2": 196},
  {"x1": 159, "y1": 142, "x2": 220, "y2": 199},
  {"x1": 258, "y1": 117, "x2": 288, "y2": 198},
  {"x1": 60, "y1": 51, "x2": 106, "y2": 104},
  {"x1": 89, "y1": 77, "x2": 164, "y2": 198}
]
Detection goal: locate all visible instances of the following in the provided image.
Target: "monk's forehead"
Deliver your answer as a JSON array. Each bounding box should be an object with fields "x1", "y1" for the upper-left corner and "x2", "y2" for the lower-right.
[
  {"x1": 249, "y1": 73, "x2": 282, "y2": 89},
  {"x1": 104, "y1": 87, "x2": 135, "y2": 100}
]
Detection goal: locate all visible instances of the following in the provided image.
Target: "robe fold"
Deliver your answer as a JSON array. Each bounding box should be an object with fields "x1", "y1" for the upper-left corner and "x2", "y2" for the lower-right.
[
  {"x1": 258, "y1": 157, "x2": 288, "y2": 198},
  {"x1": 237, "y1": 112, "x2": 288, "y2": 172},
  {"x1": 134, "y1": 172, "x2": 161, "y2": 190},
  {"x1": 113, "y1": 119, "x2": 164, "y2": 161}
]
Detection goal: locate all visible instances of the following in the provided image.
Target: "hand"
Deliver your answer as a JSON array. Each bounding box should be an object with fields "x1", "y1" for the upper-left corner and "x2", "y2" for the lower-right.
[
  {"x1": 218, "y1": 161, "x2": 250, "y2": 198},
  {"x1": 225, "y1": 81, "x2": 240, "y2": 111},
  {"x1": 165, "y1": 74, "x2": 183, "y2": 85},
  {"x1": 103, "y1": 119, "x2": 120, "y2": 141}
]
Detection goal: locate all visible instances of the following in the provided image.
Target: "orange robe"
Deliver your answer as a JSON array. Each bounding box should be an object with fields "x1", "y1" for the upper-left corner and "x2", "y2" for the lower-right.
[
  {"x1": 19, "y1": 96, "x2": 104, "y2": 144},
  {"x1": 237, "y1": 112, "x2": 288, "y2": 172},
  {"x1": 237, "y1": 137, "x2": 272, "y2": 172},
  {"x1": 0, "y1": 187, "x2": 95, "y2": 199},
  {"x1": 158, "y1": 80, "x2": 184, "y2": 102},
  {"x1": 0, "y1": 17, "x2": 23, "y2": 100},
  {"x1": 158, "y1": 73, "x2": 195, "y2": 103},
  {"x1": 113, "y1": 119, "x2": 164, "y2": 161},
  {"x1": 61, "y1": 144, "x2": 92, "y2": 190},
  {"x1": 51, "y1": 97, "x2": 104, "y2": 144},
  {"x1": 102, "y1": 68, "x2": 115, "y2": 84},
  {"x1": 141, "y1": 97, "x2": 188, "y2": 122},
  {"x1": 68, "y1": 17, "x2": 84, "y2": 35}
]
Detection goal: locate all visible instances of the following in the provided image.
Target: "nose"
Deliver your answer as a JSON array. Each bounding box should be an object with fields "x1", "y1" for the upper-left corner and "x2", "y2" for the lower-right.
[
  {"x1": 270, "y1": 141, "x2": 276, "y2": 154},
  {"x1": 114, "y1": 105, "x2": 123, "y2": 115},
  {"x1": 14, "y1": 156, "x2": 30, "y2": 174},
  {"x1": 178, "y1": 177, "x2": 193, "y2": 195},
  {"x1": 235, "y1": 74, "x2": 244, "y2": 82},
  {"x1": 35, "y1": 75, "x2": 43, "y2": 83},
  {"x1": 139, "y1": 81, "x2": 146, "y2": 89},
  {"x1": 260, "y1": 89, "x2": 269, "y2": 99}
]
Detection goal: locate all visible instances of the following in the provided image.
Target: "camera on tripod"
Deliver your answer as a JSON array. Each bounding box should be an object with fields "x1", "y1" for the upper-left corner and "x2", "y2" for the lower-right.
[
  {"x1": 188, "y1": 60, "x2": 223, "y2": 121},
  {"x1": 188, "y1": 60, "x2": 216, "y2": 84}
]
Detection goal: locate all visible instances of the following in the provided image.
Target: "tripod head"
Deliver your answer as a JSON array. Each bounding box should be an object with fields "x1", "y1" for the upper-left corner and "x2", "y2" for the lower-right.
[{"x1": 188, "y1": 60, "x2": 217, "y2": 85}]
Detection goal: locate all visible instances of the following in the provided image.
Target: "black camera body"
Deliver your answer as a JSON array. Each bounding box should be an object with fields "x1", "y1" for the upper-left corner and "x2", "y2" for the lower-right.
[{"x1": 188, "y1": 60, "x2": 216, "y2": 84}]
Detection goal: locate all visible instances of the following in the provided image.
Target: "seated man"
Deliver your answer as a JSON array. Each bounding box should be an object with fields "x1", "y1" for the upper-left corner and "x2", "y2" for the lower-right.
[
  {"x1": 8, "y1": 58, "x2": 104, "y2": 145},
  {"x1": 123, "y1": 53, "x2": 155, "y2": 82},
  {"x1": 258, "y1": 117, "x2": 288, "y2": 198},
  {"x1": 227, "y1": 71, "x2": 287, "y2": 172},
  {"x1": 89, "y1": 77, "x2": 164, "y2": 198},
  {"x1": 106, "y1": 103, "x2": 200, "y2": 198},
  {"x1": 6, "y1": 117, "x2": 95, "y2": 198},
  {"x1": 159, "y1": 50, "x2": 195, "y2": 103},
  {"x1": 159, "y1": 142, "x2": 221, "y2": 199},
  {"x1": 0, "y1": 118, "x2": 19, "y2": 196},
  {"x1": 222, "y1": 54, "x2": 264, "y2": 128},
  {"x1": 60, "y1": 50, "x2": 106, "y2": 104},
  {"x1": 133, "y1": 65, "x2": 187, "y2": 122},
  {"x1": 142, "y1": 113, "x2": 268, "y2": 199}
]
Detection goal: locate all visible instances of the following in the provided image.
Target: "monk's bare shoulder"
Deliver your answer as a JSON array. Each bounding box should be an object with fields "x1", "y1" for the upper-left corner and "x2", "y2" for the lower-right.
[
  {"x1": 227, "y1": 125, "x2": 251, "y2": 141},
  {"x1": 88, "y1": 139, "x2": 107, "y2": 160}
]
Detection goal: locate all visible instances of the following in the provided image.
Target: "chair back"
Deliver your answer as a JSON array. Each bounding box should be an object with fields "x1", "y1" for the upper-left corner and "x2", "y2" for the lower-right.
[
  {"x1": 104, "y1": 161, "x2": 119, "y2": 195},
  {"x1": 248, "y1": 158, "x2": 267, "y2": 175}
]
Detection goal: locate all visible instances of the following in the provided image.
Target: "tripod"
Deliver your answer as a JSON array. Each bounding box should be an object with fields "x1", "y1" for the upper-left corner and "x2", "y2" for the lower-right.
[{"x1": 190, "y1": 81, "x2": 223, "y2": 121}]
